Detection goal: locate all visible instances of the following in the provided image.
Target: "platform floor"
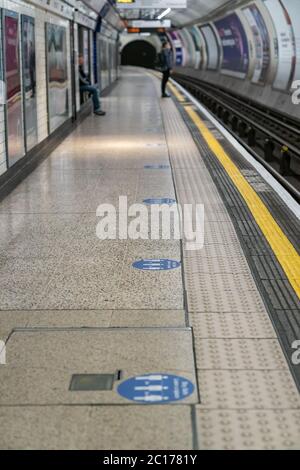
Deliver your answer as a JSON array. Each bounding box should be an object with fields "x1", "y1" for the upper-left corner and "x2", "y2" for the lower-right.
[{"x1": 0, "y1": 68, "x2": 299, "y2": 450}]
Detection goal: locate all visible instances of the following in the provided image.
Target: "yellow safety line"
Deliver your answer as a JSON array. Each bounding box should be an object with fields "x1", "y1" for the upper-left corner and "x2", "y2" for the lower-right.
[
  {"x1": 170, "y1": 83, "x2": 300, "y2": 298},
  {"x1": 168, "y1": 82, "x2": 186, "y2": 102}
]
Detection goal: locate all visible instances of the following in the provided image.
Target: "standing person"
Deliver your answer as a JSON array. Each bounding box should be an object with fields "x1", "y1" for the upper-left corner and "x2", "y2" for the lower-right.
[
  {"x1": 78, "y1": 54, "x2": 106, "y2": 116},
  {"x1": 160, "y1": 41, "x2": 173, "y2": 98}
]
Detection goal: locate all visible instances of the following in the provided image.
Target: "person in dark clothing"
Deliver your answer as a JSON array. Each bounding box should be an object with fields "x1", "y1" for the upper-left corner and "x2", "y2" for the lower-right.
[
  {"x1": 160, "y1": 42, "x2": 173, "y2": 98},
  {"x1": 78, "y1": 54, "x2": 105, "y2": 116}
]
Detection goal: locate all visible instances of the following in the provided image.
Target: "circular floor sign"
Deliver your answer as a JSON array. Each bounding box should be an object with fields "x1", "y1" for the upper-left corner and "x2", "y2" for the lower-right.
[
  {"x1": 117, "y1": 374, "x2": 194, "y2": 403},
  {"x1": 143, "y1": 198, "x2": 176, "y2": 205},
  {"x1": 144, "y1": 165, "x2": 170, "y2": 169},
  {"x1": 132, "y1": 259, "x2": 181, "y2": 271}
]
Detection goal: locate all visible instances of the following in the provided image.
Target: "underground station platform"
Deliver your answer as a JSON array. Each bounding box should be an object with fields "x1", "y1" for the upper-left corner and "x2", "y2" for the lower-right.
[{"x1": 0, "y1": 68, "x2": 299, "y2": 451}]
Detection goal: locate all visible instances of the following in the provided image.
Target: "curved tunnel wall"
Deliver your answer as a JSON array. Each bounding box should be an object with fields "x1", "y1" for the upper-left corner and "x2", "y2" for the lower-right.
[{"x1": 168, "y1": 0, "x2": 300, "y2": 120}]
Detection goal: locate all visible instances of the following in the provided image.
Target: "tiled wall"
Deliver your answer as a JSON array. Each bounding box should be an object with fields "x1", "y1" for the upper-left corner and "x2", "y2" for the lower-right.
[
  {"x1": 0, "y1": 11, "x2": 6, "y2": 176},
  {"x1": 0, "y1": 0, "x2": 119, "y2": 179}
]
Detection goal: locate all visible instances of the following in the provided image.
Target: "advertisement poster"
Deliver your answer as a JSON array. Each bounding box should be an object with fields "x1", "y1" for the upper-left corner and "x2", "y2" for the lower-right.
[
  {"x1": 99, "y1": 39, "x2": 109, "y2": 91},
  {"x1": 243, "y1": 4, "x2": 271, "y2": 84},
  {"x1": 46, "y1": 23, "x2": 69, "y2": 132},
  {"x1": 0, "y1": 10, "x2": 4, "y2": 106},
  {"x1": 167, "y1": 31, "x2": 183, "y2": 66},
  {"x1": 189, "y1": 27, "x2": 203, "y2": 69},
  {"x1": 214, "y1": 13, "x2": 249, "y2": 78},
  {"x1": 281, "y1": 0, "x2": 300, "y2": 82},
  {"x1": 200, "y1": 24, "x2": 219, "y2": 70},
  {"x1": 4, "y1": 11, "x2": 24, "y2": 166},
  {"x1": 22, "y1": 15, "x2": 37, "y2": 150},
  {"x1": 264, "y1": 0, "x2": 296, "y2": 90},
  {"x1": 83, "y1": 28, "x2": 89, "y2": 76}
]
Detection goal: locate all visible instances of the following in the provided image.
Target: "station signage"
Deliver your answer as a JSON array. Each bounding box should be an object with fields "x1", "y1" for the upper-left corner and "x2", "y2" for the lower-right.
[
  {"x1": 74, "y1": 10, "x2": 97, "y2": 30},
  {"x1": 130, "y1": 19, "x2": 171, "y2": 28},
  {"x1": 118, "y1": 0, "x2": 186, "y2": 9},
  {"x1": 28, "y1": 0, "x2": 74, "y2": 20}
]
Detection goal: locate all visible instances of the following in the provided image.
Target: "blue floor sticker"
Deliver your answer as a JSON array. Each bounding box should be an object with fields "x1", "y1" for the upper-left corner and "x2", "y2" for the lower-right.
[
  {"x1": 144, "y1": 164, "x2": 170, "y2": 169},
  {"x1": 132, "y1": 259, "x2": 181, "y2": 271},
  {"x1": 143, "y1": 198, "x2": 176, "y2": 205},
  {"x1": 118, "y1": 374, "x2": 194, "y2": 403}
]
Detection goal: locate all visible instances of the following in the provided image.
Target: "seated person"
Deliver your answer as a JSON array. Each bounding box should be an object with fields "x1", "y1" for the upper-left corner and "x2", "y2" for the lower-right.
[{"x1": 78, "y1": 54, "x2": 105, "y2": 116}]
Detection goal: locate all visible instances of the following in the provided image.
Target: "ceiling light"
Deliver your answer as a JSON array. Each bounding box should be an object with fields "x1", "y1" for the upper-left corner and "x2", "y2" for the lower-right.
[{"x1": 157, "y1": 8, "x2": 171, "y2": 20}]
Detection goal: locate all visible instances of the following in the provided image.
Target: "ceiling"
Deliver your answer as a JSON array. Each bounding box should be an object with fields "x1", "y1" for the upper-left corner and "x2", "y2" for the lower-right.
[
  {"x1": 169, "y1": 0, "x2": 235, "y2": 26},
  {"x1": 116, "y1": 0, "x2": 240, "y2": 27},
  {"x1": 116, "y1": 8, "x2": 165, "y2": 21}
]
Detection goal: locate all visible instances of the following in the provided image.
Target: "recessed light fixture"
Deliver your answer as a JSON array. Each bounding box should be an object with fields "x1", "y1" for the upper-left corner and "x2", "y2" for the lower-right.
[{"x1": 157, "y1": 8, "x2": 171, "y2": 20}]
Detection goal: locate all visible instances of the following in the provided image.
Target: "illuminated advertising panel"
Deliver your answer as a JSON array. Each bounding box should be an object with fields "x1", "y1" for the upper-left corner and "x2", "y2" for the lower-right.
[
  {"x1": 264, "y1": 0, "x2": 296, "y2": 90},
  {"x1": 167, "y1": 31, "x2": 183, "y2": 66},
  {"x1": 0, "y1": 11, "x2": 4, "y2": 106},
  {"x1": 22, "y1": 15, "x2": 38, "y2": 150},
  {"x1": 214, "y1": 13, "x2": 249, "y2": 78},
  {"x1": 46, "y1": 23, "x2": 69, "y2": 132},
  {"x1": 83, "y1": 29, "x2": 89, "y2": 76},
  {"x1": 189, "y1": 27, "x2": 201, "y2": 69},
  {"x1": 243, "y1": 4, "x2": 271, "y2": 84},
  {"x1": 200, "y1": 24, "x2": 219, "y2": 70},
  {"x1": 281, "y1": 0, "x2": 300, "y2": 81},
  {"x1": 4, "y1": 10, "x2": 25, "y2": 166},
  {"x1": 130, "y1": 20, "x2": 171, "y2": 28}
]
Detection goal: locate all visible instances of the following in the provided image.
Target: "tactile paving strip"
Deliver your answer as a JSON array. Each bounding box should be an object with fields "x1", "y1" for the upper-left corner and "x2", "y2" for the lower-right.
[
  {"x1": 242, "y1": 235, "x2": 275, "y2": 256},
  {"x1": 184, "y1": 255, "x2": 251, "y2": 275},
  {"x1": 252, "y1": 255, "x2": 289, "y2": 280},
  {"x1": 203, "y1": 222, "x2": 240, "y2": 245},
  {"x1": 194, "y1": 338, "x2": 289, "y2": 370},
  {"x1": 197, "y1": 370, "x2": 300, "y2": 409},
  {"x1": 273, "y1": 309, "x2": 300, "y2": 341},
  {"x1": 186, "y1": 273, "x2": 266, "y2": 313},
  {"x1": 190, "y1": 311, "x2": 276, "y2": 338},
  {"x1": 161, "y1": 110, "x2": 206, "y2": 170},
  {"x1": 184, "y1": 242, "x2": 245, "y2": 259},
  {"x1": 173, "y1": 181, "x2": 224, "y2": 205},
  {"x1": 173, "y1": 170, "x2": 219, "y2": 193},
  {"x1": 196, "y1": 409, "x2": 300, "y2": 450},
  {"x1": 261, "y1": 279, "x2": 300, "y2": 311}
]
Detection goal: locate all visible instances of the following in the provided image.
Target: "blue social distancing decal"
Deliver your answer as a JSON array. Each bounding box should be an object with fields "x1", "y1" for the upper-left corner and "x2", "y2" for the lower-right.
[
  {"x1": 144, "y1": 164, "x2": 170, "y2": 169},
  {"x1": 132, "y1": 259, "x2": 181, "y2": 271},
  {"x1": 117, "y1": 374, "x2": 194, "y2": 403},
  {"x1": 143, "y1": 198, "x2": 176, "y2": 205}
]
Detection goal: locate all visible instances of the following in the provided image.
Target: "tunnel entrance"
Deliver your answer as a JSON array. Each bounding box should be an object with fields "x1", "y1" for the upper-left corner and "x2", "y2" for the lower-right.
[{"x1": 121, "y1": 41, "x2": 157, "y2": 69}]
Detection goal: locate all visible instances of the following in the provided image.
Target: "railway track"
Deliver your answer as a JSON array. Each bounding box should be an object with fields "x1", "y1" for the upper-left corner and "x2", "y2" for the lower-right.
[{"x1": 173, "y1": 72, "x2": 300, "y2": 202}]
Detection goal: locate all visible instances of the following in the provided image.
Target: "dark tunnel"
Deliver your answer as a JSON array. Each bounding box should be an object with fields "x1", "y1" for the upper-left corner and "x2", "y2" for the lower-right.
[{"x1": 121, "y1": 40, "x2": 157, "y2": 69}]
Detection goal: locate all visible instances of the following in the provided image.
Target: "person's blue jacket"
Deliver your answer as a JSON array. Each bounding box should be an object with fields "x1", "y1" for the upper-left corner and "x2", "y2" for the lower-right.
[{"x1": 160, "y1": 49, "x2": 173, "y2": 71}]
